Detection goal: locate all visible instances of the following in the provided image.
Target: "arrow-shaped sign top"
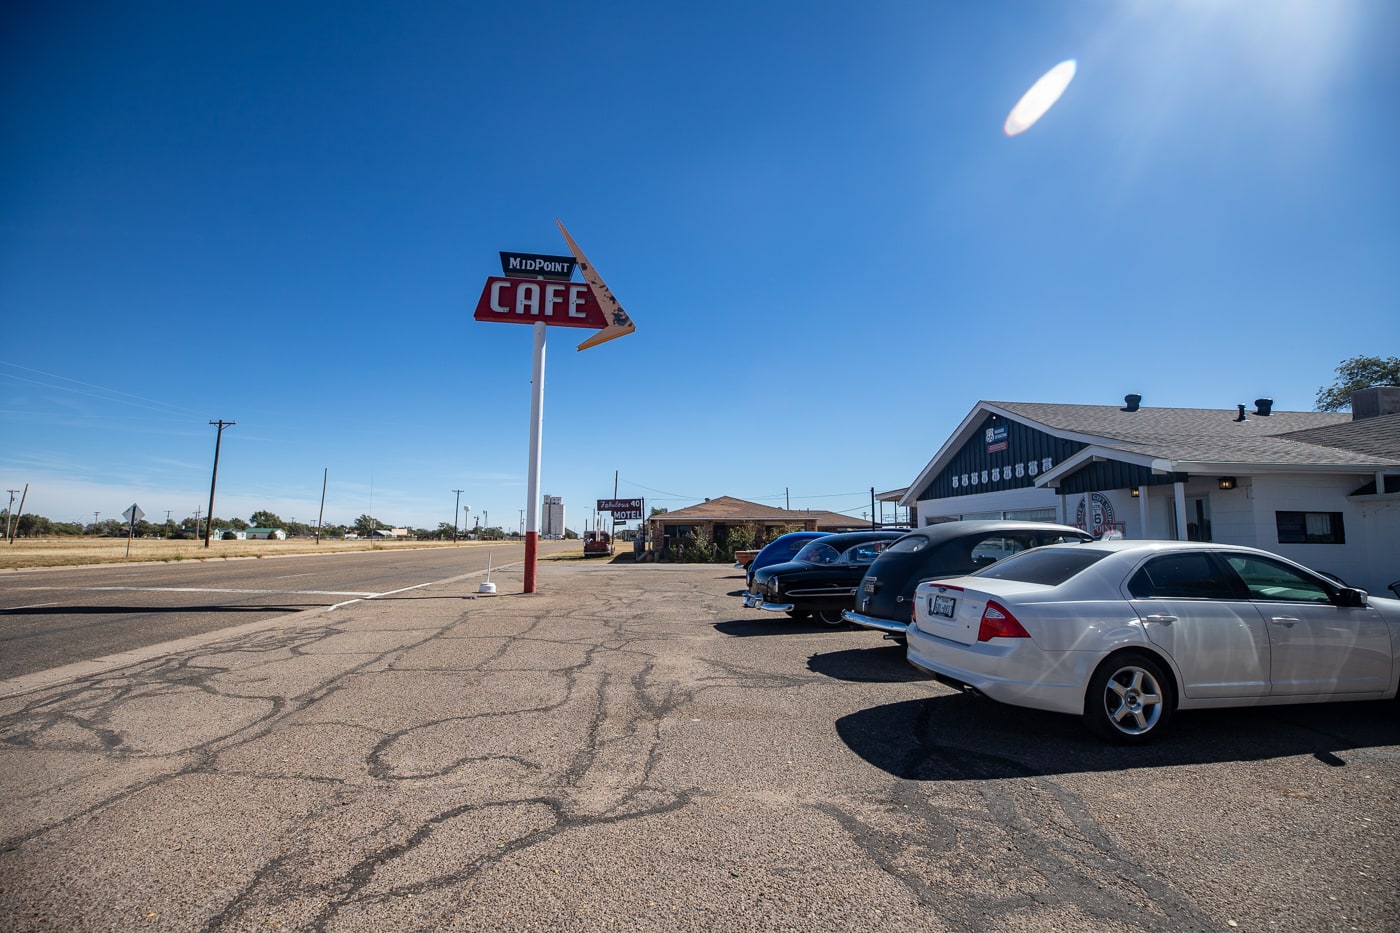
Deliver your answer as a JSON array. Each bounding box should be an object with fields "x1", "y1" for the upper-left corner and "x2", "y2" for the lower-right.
[{"x1": 556, "y1": 218, "x2": 636, "y2": 351}]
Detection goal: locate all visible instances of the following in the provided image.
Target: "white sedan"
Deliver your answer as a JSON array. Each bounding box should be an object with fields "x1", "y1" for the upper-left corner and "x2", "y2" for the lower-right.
[{"x1": 906, "y1": 540, "x2": 1400, "y2": 743}]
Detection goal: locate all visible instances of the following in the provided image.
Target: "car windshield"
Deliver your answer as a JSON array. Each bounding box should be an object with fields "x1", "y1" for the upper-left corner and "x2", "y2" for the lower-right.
[
  {"x1": 972, "y1": 548, "x2": 1111, "y2": 585},
  {"x1": 794, "y1": 542, "x2": 841, "y2": 564}
]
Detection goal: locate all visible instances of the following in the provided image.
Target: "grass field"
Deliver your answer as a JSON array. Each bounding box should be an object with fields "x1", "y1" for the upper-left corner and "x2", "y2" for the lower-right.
[{"x1": 0, "y1": 536, "x2": 583, "y2": 571}]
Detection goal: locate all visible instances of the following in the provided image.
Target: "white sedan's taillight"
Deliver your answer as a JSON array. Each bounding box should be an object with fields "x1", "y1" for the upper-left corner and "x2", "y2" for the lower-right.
[{"x1": 977, "y1": 600, "x2": 1030, "y2": 642}]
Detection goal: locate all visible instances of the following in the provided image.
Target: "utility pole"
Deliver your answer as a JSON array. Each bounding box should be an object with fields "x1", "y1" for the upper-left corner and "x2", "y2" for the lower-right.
[
  {"x1": 452, "y1": 489, "x2": 463, "y2": 542},
  {"x1": 93, "y1": 511, "x2": 100, "y2": 533},
  {"x1": 7, "y1": 485, "x2": 26, "y2": 543},
  {"x1": 4, "y1": 490, "x2": 17, "y2": 542},
  {"x1": 205, "y1": 420, "x2": 235, "y2": 548},
  {"x1": 316, "y1": 468, "x2": 327, "y2": 544}
]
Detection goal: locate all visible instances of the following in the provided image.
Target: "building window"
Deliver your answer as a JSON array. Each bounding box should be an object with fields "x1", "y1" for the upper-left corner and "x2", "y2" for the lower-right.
[
  {"x1": 1275, "y1": 511, "x2": 1345, "y2": 544},
  {"x1": 1003, "y1": 508, "x2": 1058, "y2": 523}
]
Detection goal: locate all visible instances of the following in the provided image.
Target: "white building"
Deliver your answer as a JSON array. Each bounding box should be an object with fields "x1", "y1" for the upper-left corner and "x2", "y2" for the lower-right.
[
  {"x1": 899, "y1": 389, "x2": 1400, "y2": 595},
  {"x1": 541, "y1": 495, "x2": 565, "y2": 538}
]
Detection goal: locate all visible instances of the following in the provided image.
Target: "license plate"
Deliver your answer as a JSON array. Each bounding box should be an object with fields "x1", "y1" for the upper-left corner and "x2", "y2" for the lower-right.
[
  {"x1": 931, "y1": 594, "x2": 956, "y2": 618},
  {"x1": 863, "y1": 579, "x2": 876, "y2": 593}
]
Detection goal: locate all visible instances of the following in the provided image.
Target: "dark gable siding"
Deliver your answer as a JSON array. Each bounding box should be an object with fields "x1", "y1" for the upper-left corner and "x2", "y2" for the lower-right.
[
  {"x1": 914, "y1": 415, "x2": 1085, "y2": 500},
  {"x1": 1057, "y1": 462, "x2": 1188, "y2": 495}
]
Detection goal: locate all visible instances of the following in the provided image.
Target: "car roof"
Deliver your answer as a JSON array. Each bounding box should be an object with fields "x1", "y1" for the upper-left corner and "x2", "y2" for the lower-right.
[
  {"x1": 908, "y1": 520, "x2": 1090, "y2": 543},
  {"x1": 1036, "y1": 539, "x2": 1290, "y2": 558},
  {"x1": 804, "y1": 530, "x2": 907, "y2": 549}
]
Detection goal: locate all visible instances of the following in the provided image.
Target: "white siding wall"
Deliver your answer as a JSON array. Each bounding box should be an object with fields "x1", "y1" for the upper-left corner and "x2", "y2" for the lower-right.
[{"x1": 1248, "y1": 473, "x2": 1391, "y2": 594}]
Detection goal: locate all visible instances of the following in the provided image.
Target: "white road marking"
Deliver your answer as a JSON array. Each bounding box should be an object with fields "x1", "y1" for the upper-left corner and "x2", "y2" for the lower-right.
[{"x1": 6, "y1": 585, "x2": 378, "y2": 597}]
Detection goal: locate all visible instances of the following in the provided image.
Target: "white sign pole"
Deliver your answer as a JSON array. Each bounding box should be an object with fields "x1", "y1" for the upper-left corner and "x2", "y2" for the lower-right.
[{"x1": 523, "y1": 319, "x2": 546, "y2": 593}]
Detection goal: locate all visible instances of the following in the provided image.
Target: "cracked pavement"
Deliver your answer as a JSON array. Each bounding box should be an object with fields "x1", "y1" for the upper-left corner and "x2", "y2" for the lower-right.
[{"x1": 1, "y1": 560, "x2": 1396, "y2": 931}]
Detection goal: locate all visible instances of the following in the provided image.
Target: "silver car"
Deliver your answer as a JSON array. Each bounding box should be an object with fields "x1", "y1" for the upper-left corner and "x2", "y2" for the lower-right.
[{"x1": 906, "y1": 540, "x2": 1400, "y2": 743}]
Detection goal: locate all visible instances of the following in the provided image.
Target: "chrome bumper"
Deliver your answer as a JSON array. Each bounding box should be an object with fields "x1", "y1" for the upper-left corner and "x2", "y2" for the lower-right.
[
  {"x1": 741, "y1": 592, "x2": 795, "y2": 612},
  {"x1": 842, "y1": 609, "x2": 909, "y2": 635}
]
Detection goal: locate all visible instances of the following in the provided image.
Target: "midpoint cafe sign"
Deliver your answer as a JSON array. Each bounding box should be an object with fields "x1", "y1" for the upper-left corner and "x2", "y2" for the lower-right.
[
  {"x1": 474, "y1": 276, "x2": 610, "y2": 330},
  {"x1": 499, "y1": 251, "x2": 576, "y2": 281}
]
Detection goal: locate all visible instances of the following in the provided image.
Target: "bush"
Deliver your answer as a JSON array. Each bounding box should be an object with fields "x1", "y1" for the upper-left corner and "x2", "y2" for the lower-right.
[
  {"x1": 678, "y1": 526, "x2": 718, "y2": 563},
  {"x1": 722, "y1": 523, "x2": 758, "y2": 561}
]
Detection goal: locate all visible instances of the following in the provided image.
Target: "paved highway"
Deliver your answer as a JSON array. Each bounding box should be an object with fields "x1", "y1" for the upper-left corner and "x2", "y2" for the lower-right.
[{"x1": 0, "y1": 541, "x2": 577, "y2": 680}]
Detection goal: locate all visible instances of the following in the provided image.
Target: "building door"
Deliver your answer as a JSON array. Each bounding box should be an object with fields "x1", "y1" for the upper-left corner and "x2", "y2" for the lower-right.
[{"x1": 1186, "y1": 497, "x2": 1212, "y2": 542}]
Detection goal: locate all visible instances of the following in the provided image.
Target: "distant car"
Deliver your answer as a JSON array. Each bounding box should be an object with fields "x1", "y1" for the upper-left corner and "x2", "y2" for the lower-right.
[
  {"x1": 843, "y1": 521, "x2": 1092, "y2": 637},
  {"x1": 905, "y1": 540, "x2": 1400, "y2": 743},
  {"x1": 738, "y1": 531, "x2": 830, "y2": 597},
  {"x1": 746, "y1": 530, "x2": 908, "y2": 625}
]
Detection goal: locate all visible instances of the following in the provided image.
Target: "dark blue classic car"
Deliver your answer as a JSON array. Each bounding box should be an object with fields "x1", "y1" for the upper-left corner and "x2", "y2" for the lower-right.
[
  {"x1": 745, "y1": 530, "x2": 909, "y2": 625},
  {"x1": 738, "y1": 531, "x2": 830, "y2": 599}
]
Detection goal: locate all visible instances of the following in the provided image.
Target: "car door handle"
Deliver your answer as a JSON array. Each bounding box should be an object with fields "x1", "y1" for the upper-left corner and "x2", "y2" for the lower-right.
[
  {"x1": 1271, "y1": 616, "x2": 1301, "y2": 626},
  {"x1": 1143, "y1": 614, "x2": 1176, "y2": 625}
]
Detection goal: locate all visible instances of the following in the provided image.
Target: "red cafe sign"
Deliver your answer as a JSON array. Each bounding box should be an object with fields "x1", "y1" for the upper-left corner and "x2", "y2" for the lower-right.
[{"x1": 473, "y1": 277, "x2": 610, "y2": 330}]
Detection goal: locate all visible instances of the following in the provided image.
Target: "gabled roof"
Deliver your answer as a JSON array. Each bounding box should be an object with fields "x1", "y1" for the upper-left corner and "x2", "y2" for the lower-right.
[
  {"x1": 902, "y1": 400, "x2": 1399, "y2": 505},
  {"x1": 648, "y1": 496, "x2": 868, "y2": 530}
]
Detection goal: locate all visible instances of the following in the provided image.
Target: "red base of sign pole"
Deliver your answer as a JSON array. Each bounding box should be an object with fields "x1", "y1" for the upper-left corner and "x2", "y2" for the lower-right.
[{"x1": 524, "y1": 531, "x2": 538, "y2": 593}]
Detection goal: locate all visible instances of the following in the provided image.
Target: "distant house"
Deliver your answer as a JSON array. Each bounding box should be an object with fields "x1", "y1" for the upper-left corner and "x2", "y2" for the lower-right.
[
  {"x1": 245, "y1": 527, "x2": 287, "y2": 540},
  {"x1": 647, "y1": 496, "x2": 879, "y2": 557}
]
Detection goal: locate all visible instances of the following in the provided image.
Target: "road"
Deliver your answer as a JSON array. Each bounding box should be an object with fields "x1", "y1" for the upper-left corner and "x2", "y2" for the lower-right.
[{"x1": 0, "y1": 541, "x2": 577, "y2": 681}]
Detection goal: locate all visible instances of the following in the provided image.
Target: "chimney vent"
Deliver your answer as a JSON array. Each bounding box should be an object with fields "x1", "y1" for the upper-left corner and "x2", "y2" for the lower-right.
[
  {"x1": 1122, "y1": 393, "x2": 1142, "y2": 412},
  {"x1": 1254, "y1": 398, "x2": 1273, "y2": 416},
  {"x1": 1234, "y1": 404, "x2": 1247, "y2": 422}
]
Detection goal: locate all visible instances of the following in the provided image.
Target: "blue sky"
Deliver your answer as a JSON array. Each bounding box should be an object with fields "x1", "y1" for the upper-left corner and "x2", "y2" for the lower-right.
[{"x1": 3, "y1": 1, "x2": 1397, "y2": 533}]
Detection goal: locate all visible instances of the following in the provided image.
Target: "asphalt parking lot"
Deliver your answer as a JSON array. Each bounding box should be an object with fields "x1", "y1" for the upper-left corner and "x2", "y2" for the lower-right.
[{"x1": 1, "y1": 559, "x2": 1396, "y2": 932}]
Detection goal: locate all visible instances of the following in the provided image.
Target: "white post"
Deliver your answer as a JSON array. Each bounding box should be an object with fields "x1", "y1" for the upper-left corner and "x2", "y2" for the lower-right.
[
  {"x1": 1137, "y1": 485, "x2": 1149, "y2": 539},
  {"x1": 524, "y1": 320, "x2": 546, "y2": 592},
  {"x1": 1173, "y1": 481, "x2": 1188, "y2": 541}
]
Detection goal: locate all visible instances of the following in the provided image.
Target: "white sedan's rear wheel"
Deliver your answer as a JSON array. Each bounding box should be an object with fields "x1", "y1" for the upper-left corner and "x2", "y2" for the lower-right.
[{"x1": 1084, "y1": 653, "x2": 1173, "y2": 744}]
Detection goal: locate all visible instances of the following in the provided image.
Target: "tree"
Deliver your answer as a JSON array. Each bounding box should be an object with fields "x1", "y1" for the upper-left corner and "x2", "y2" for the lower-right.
[
  {"x1": 353, "y1": 515, "x2": 384, "y2": 535},
  {"x1": 1315, "y1": 355, "x2": 1400, "y2": 411},
  {"x1": 249, "y1": 510, "x2": 283, "y2": 529}
]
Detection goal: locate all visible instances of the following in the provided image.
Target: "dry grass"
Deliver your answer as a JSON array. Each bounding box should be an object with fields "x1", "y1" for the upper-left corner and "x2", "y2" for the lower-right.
[{"x1": 0, "y1": 536, "x2": 518, "y2": 571}]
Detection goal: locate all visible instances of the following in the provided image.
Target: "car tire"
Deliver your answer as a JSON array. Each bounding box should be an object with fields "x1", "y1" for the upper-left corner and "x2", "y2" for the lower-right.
[
  {"x1": 1083, "y1": 652, "x2": 1174, "y2": 744},
  {"x1": 815, "y1": 609, "x2": 845, "y2": 626}
]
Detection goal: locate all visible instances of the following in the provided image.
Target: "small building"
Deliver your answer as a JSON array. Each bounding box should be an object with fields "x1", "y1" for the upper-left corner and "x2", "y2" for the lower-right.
[
  {"x1": 899, "y1": 389, "x2": 1400, "y2": 594},
  {"x1": 647, "y1": 496, "x2": 881, "y2": 557},
  {"x1": 245, "y1": 527, "x2": 287, "y2": 540}
]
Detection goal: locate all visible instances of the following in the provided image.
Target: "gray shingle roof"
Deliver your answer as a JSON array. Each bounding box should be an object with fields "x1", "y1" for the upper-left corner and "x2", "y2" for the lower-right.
[{"x1": 990, "y1": 402, "x2": 1399, "y2": 468}]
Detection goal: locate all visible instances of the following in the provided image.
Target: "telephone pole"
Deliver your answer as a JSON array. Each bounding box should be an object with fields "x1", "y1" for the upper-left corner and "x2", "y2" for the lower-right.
[
  {"x1": 4, "y1": 490, "x2": 17, "y2": 541},
  {"x1": 205, "y1": 420, "x2": 235, "y2": 547},
  {"x1": 452, "y1": 489, "x2": 464, "y2": 542}
]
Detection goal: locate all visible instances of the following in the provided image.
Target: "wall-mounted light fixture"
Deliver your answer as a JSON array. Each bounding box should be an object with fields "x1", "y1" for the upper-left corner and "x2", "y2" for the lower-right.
[
  {"x1": 1130, "y1": 487, "x2": 1140, "y2": 498},
  {"x1": 1218, "y1": 477, "x2": 1237, "y2": 490}
]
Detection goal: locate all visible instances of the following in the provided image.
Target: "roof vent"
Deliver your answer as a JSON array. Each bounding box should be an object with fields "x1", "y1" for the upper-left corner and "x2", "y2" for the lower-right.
[
  {"x1": 1254, "y1": 398, "x2": 1273, "y2": 416},
  {"x1": 1351, "y1": 386, "x2": 1400, "y2": 420},
  {"x1": 1122, "y1": 393, "x2": 1142, "y2": 412},
  {"x1": 1234, "y1": 404, "x2": 1247, "y2": 422}
]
